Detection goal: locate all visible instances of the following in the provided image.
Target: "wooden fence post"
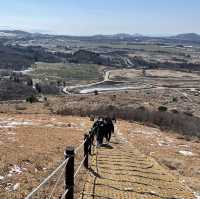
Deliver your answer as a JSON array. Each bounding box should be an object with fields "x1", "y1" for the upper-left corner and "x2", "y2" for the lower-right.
[
  {"x1": 84, "y1": 134, "x2": 89, "y2": 169},
  {"x1": 88, "y1": 131, "x2": 92, "y2": 155},
  {"x1": 64, "y1": 147, "x2": 75, "y2": 199}
]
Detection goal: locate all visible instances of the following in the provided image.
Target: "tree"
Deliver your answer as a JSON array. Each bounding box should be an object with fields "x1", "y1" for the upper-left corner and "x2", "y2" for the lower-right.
[{"x1": 94, "y1": 90, "x2": 98, "y2": 95}]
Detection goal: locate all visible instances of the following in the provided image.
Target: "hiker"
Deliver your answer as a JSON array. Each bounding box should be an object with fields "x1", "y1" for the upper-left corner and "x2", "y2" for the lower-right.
[
  {"x1": 92, "y1": 116, "x2": 114, "y2": 147},
  {"x1": 104, "y1": 117, "x2": 114, "y2": 143},
  {"x1": 92, "y1": 117, "x2": 105, "y2": 147}
]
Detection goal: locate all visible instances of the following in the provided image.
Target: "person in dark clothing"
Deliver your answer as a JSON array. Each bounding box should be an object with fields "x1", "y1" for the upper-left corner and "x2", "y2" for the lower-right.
[
  {"x1": 92, "y1": 118, "x2": 105, "y2": 147},
  {"x1": 91, "y1": 116, "x2": 115, "y2": 147},
  {"x1": 104, "y1": 117, "x2": 114, "y2": 143}
]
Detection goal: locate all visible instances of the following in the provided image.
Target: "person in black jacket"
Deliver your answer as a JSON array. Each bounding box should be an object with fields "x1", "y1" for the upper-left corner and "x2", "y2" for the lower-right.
[
  {"x1": 92, "y1": 117, "x2": 105, "y2": 147},
  {"x1": 92, "y1": 117, "x2": 114, "y2": 147},
  {"x1": 104, "y1": 117, "x2": 114, "y2": 143}
]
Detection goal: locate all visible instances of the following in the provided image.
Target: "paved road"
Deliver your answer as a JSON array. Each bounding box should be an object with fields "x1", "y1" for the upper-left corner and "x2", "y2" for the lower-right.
[
  {"x1": 62, "y1": 70, "x2": 153, "y2": 94},
  {"x1": 63, "y1": 70, "x2": 112, "y2": 94}
]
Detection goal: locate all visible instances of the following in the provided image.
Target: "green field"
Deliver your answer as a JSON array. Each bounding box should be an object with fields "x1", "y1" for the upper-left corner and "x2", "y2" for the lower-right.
[{"x1": 29, "y1": 62, "x2": 104, "y2": 83}]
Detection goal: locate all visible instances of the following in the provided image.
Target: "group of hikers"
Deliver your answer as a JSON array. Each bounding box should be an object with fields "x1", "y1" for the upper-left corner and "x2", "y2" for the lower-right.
[{"x1": 90, "y1": 116, "x2": 115, "y2": 147}]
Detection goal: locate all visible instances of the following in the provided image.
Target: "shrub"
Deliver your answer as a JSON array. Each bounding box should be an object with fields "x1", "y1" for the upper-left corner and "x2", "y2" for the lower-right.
[
  {"x1": 54, "y1": 102, "x2": 200, "y2": 138},
  {"x1": 15, "y1": 105, "x2": 27, "y2": 111},
  {"x1": 94, "y1": 90, "x2": 98, "y2": 95},
  {"x1": 158, "y1": 106, "x2": 168, "y2": 112},
  {"x1": 89, "y1": 115, "x2": 95, "y2": 121},
  {"x1": 172, "y1": 97, "x2": 178, "y2": 102},
  {"x1": 171, "y1": 109, "x2": 179, "y2": 114},
  {"x1": 26, "y1": 95, "x2": 38, "y2": 103},
  {"x1": 183, "y1": 111, "x2": 193, "y2": 117}
]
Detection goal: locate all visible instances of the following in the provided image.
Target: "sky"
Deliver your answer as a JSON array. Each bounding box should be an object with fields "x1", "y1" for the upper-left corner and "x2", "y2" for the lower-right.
[{"x1": 0, "y1": 0, "x2": 199, "y2": 35}]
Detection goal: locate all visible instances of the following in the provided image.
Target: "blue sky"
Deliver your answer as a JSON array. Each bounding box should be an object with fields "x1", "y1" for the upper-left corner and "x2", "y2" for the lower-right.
[{"x1": 0, "y1": 0, "x2": 199, "y2": 35}]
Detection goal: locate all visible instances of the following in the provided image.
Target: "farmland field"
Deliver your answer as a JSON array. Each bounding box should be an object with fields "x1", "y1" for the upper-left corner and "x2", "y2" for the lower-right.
[{"x1": 28, "y1": 62, "x2": 104, "y2": 84}]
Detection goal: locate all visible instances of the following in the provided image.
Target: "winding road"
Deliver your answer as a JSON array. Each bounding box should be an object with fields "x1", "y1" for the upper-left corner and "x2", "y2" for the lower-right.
[{"x1": 63, "y1": 69, "x2": 153, "y2": 94}]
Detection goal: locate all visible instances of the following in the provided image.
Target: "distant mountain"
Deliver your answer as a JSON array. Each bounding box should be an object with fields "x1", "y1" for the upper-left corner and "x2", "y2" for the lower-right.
[
  {"x1": 171, "y1": 33, "x2": 200, "y2": 41},
  {"x1": 1, "y1": 29, "x2": 200, "y2": 44},
  {"x1": 0, "y1": 30, "x2": 30, "y2": 35},
  {"x1": 111, "y1": 33, "x2": 143, "y2": 39},
  {"x1": 0, "y1": 30, "x2": 32, "y2": 38},
  {"x1": 0, "y1": 29, "x2": 47, "y2": 38}
]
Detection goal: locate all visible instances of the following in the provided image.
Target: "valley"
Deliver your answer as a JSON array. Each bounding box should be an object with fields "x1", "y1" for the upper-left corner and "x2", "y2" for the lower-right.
[{"x1": 0, "y1": 30, "x2": 200, "y2": 198}]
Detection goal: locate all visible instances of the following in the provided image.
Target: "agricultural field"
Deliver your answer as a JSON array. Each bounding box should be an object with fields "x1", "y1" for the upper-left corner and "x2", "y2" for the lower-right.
[
  {"x1": 28, "y1": 62, "x2": 105, "y2": 84},
  {"x1": 108, "y1": 68, "x2": 200, "y2": 80}
]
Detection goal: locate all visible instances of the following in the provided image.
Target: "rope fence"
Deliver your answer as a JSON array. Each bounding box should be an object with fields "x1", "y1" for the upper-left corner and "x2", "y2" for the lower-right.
[{"x1": 25, "y1": 131, "x2": 95, "y2": 199}]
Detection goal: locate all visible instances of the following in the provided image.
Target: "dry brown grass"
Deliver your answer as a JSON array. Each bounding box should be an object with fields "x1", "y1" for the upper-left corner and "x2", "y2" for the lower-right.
[
  {"x1": 50, "y1": 94, "x2": 200, "y2": 138},
  {"x1": 117, "y1": 120, "x2": 200, "y2": 194},
  {"x1": 0, "y1": 113, "x2": 92, "y2": 199}
]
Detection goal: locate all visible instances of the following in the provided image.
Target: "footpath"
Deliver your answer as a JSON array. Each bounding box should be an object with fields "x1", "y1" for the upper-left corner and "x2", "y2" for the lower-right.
[{"x1": 80, "y1": 130, "x2": 195, "y2": 199}]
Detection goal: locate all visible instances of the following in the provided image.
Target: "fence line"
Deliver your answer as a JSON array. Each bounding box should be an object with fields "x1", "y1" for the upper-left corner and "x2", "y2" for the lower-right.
[
  {"x1": 75, "y1": 139, "x2": 87, "y2": 154},
  {"x1": 25, "y1": 158, "x2": 69, "y2": 199},
  {"x1": 74, "y1": 156, "x2": 86, "y2": 178},
  {"x1": 25, "y1": 130, "x2": 95, "y2": 199},
  {"x1": 60, "y1": 187, "x2": 71, "y2": 199},
  {"x1": 48, "y1": 164, "x2": 66, "y2": 199}
]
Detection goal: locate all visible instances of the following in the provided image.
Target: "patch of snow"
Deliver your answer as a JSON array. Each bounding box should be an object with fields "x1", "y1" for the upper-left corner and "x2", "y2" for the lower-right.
[
  {"x1": 20, "y1": 67, "x2": 33, "y2": 74},
  {"x1": 0, "y1": 120, "x2": 34, "y2": 129},
  {"x1": 5, "y1": 183, "x2": 13, "y2": 192},
  {"x1": 158, "y1": 140, "x2": 170, "y2": 146},
  {"x1": 0, "y1": 175, "x2": 4, "y2": 180},
  {"x1": 194, "y1": 192, "x2": 200, "y2": 199},
  {"x1": 0, "y1": 125, "x2": 15, "y2": 128},
  {"x1": 9, "y1": 165, "x2": 23, "y2": 175},
  {"x1": 190, "y1": 88, "x2": 196, "y2": 92},
  {"x1": 179, "y1": 150, "x2": 195, "y2": 156},
  {"x1": 7, "y1": 174, "x2": 12, "y2": 177},
  {"x1": 7, "y1": 132, "x2": 16, "y2": 135},
  {"x1": 13, "y1": 183, "x2": 20, "y2": 191},
  {"x1": 182, "y1": 92, "x2": 188, "y2": 97},
  {"x1": 9, "y1": 121, "x2": 33, "y2": 126},
  {"x1": 45, "y1": 124, "x2": 54, "y2": 127},
  {"x1": 80, "y1": 122, "x2": 85, "y2": 128},
  {"x1": 80, "y1": 85, "x2": 150, "y2": 94},
  {"x1": 178, "y1": 144, "x2": 190, "y2": 148}
]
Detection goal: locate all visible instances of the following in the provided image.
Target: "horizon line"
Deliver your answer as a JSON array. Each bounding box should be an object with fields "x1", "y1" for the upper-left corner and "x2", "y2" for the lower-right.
[{"x1": 0, "y1": 27, "x2": 200, "y2": 37}]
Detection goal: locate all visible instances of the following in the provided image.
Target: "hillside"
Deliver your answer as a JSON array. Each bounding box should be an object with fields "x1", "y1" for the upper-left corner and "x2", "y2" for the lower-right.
[
  {"x1": 172, "y1": 33, "x2": 200, "y2": 41},
  {"x1": 0, "y1": 44, "x2": 61, "y2": 70},
  {"x1": 0, "y1": 103, "x2": 199, "y2": 198}
]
